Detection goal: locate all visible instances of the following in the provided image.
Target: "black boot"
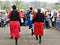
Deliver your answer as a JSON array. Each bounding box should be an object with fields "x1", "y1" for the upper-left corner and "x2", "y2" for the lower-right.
[
  {"x1": 35, "y1": 35, "x2": 38, "y2": 40},
  {"x1": 15, "y1": 37, "x2": 18, "y2": 45},
  {"x1": 39, "y1": 36, "x2": 41, "y2": 44}
]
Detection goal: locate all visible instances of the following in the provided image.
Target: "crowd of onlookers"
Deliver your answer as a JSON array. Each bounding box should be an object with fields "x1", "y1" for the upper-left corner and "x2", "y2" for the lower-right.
[
  {"x1": 0, "y1": 10, "x2": 9, "y2": 27},
  {"x1": 44, "y1": 10, "x2": 60, "y2": 30},
  {"x1": 0, "y1": 9, "x2": 60, "y2": 30}
]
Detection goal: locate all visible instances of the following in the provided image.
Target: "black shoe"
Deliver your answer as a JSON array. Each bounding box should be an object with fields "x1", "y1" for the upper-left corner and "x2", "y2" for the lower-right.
[
  {"x1": 16, "y1": 43, "x2": 18, "y2": 45},
  {"x1": 39, "y1": 40, "x2": 41, "y2": 44},
  {"x1": 35, "y1": 35, "x2": 38, "y2": 40},
  {"x1": 29, "y1": 27, "x2": 30, "y2": 29},
  {"x1": 31, "y1": 32, "x2": 33, "y2": 35},
  {"x1": 36, "y1": 38, "x2": 38, "y2": 40},
  {"x1": 10, "y1": 36, "x2": 13, "y2": 39}
]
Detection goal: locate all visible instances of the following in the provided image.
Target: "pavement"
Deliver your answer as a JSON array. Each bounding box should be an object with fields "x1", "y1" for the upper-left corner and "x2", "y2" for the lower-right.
[{"x1": 0, "y1": 26, "x2": 60, "y2": 45}]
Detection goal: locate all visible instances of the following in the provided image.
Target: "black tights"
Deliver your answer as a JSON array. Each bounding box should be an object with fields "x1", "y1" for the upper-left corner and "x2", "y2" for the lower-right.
[
  {"x1": 35, "y1": 35, "x2": 41, "y2": 43},
  {"x1": 39, "y1": 36, "x2": 41, "y2": 43},
  {"x1": 31, "y1": 29, "x2": 33, "y2": 35},
  {"x1": 36, "y1": 35, "x2": 38, "y2": 40},
  {"x1": 15, "y1": 37, "x2": 18, "y2": 45}
]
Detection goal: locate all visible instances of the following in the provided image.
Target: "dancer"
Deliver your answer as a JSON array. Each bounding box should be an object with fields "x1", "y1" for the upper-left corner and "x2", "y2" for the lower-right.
[
  {"x1": 7, "y1": 5, "x2": 21, "y2": 45},
  {"x1": 33, "y1": 9, "x2": 44, "y2": 44}
]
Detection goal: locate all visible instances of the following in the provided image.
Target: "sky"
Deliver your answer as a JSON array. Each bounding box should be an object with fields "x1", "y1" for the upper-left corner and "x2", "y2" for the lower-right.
[
  {"x1": 0, "y1": 0, "x2": 59, "y2": 3},
  {"x1": 22, "y1": 0, "x2": 59, "y2": 3}
]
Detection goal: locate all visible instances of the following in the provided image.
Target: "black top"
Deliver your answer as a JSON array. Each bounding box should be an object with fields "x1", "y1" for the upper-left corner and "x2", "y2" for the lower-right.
[
  {"x1": 33, "y1": 12, "x2": 44, "y2": 23},
  {"x1": 10, "y1": 10, "x2": 20, "y2": 21}
]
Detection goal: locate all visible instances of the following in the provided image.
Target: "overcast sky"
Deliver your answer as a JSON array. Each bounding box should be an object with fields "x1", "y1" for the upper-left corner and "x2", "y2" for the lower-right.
[
  {"x1": 22, "y1": 0, "x2": 59, "y2": 3},
  {"x1": 0, "y1": 0, "x2": 59, "y2": 3}
]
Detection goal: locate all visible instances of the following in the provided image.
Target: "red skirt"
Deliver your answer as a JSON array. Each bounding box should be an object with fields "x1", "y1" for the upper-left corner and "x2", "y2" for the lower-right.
[
  {"x1": 9, "y1": 21, "x2": 20, "y2": 38},
  {"x1": 34, "y1": 22, "x2": 44, "y2": 36}
]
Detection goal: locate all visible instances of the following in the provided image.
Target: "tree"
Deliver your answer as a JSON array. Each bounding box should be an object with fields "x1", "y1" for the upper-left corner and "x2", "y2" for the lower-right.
[{"x1": 54, "y1": 3, "x2": 60, "y2": 10}]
